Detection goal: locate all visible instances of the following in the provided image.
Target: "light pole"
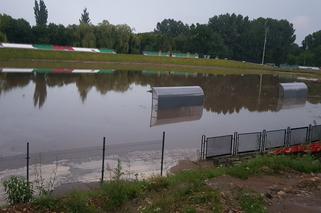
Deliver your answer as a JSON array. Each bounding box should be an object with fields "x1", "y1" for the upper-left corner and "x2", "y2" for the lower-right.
[{"x1": 261, "y1": 20, "x2": 268, "y2": 65}]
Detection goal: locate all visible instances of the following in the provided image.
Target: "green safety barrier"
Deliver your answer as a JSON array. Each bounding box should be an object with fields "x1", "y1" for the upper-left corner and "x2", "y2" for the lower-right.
[
  {"x1": 98, "y1": 69, "x2": 114, "y2": 74},
  {"x1": 143, "y1": 51, "x2": 170, "y2": 57},
  {"x1": 99, "y1": 49, "x2": 115, "y2": 54},
  {"x1": 173, "y1": 53, "x2": 198, "y2": 58},
  {"x1": 142, "y1": 70, "x2": 160, "y2": 75},
  {"x1": 33, "y1": 44, "x2": 54, "y2": 50},
  {"x1": 33, "y1": 68, "x2": 53, "y2": 74}
]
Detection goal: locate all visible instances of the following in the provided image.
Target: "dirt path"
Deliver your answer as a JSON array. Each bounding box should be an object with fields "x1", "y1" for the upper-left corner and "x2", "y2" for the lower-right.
[{"x1": 208, "y1": 172, "x2": 321, "y2": 213}]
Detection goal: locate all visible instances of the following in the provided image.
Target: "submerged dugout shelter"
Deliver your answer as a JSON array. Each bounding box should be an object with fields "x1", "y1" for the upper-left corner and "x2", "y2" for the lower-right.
[
  {"x1": 279, "y1": 82, "x2": 308, "y2": 99},
  {"x1": 277, "y1": 82, "x2": 308, "y2": 110},
  {"x1": 150, "y1": 86, "x2": 204, "y2": 126}
]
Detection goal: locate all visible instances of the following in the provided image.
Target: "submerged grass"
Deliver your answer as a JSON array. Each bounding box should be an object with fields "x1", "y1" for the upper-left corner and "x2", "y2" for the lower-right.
[{"x1": 3, "y1": 154, "x2": 321, "y2": 212}]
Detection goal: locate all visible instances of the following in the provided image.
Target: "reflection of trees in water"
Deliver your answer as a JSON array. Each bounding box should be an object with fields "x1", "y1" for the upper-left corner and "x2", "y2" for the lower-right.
[
  {"x1": 0, "y1": 73, "x2": 30, "y2": 95},
  {"x1": 33, "y1": 75, "x2": 47, "y2": 108},
  {"x1": 0, "y1": 72, "x2": 320, "y2": 112}
]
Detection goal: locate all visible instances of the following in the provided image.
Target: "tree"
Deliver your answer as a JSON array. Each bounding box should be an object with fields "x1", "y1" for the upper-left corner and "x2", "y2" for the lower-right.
[
  {"x1": 47, "y1": 23, "x2": 73, "y2": 45},
  {"x1": 0, "y1": 14, "x2": 33, "y2": 43},
  {"x1": 154, "y1": 19, "x2": 190, "y2": 53},
  {"x1": 79, "y1": 8, "x2": 90, "y2": 24},
  {"x1": 113, "y1": 24, "x2": 132, "y2": 53},
  {"x1": 0, "y1": 31, "x2": 7, "y2": 42},
  {"x1": 77, "y1": 23, "x2": 96, "y2": 47},
  {"x1": 301, "y1": 30, "x2": 321, "y2": 66},
  {"x1": 34, "y1": 0, "x2": 48, "y2": 26},
  {"x1": 208, "y1": 13, "x2": 250, "y2": 60},
  {"x1": 189, "y1": 24, "x2": 227, "y2": 58},
  {"x1": 95, "y1": 20, "x2": 115, "y2": 48}
]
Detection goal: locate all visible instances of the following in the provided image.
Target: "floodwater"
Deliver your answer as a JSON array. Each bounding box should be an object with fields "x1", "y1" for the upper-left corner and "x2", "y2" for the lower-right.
[
  {"x1": 1, "y1": 71, "x2": 321, "y2": 154},
  {"x1": 0, "y1": 70, "x2": 321, "y2": 201}
]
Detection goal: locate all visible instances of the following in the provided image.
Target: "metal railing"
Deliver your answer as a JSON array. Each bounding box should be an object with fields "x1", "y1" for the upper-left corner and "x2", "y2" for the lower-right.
[{"x1": 201, "y1": 124, "x2": 321, "y2": 160}]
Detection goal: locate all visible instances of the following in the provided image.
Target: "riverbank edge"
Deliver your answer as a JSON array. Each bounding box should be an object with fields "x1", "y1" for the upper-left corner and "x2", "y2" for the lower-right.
[{"x1": 1, "y1": 154, "x2": 321, "y2": 212}]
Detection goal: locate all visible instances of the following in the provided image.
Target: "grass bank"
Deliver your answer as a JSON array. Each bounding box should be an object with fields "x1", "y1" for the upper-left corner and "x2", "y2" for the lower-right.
[
  {"x1": 0, "y1": 48, "x2": 268, "y2": 70},
  {"x1": 1, "y1": 154, "x2": 321, "y2": 213},
  {"x1": 1, "y1": 48, "x2": 320, "y2": 78}
]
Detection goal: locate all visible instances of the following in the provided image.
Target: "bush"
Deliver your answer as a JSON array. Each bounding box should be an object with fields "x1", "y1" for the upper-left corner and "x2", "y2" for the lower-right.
[{"x1": 3, "y1": 176, "x2": 33, "y2": 205}]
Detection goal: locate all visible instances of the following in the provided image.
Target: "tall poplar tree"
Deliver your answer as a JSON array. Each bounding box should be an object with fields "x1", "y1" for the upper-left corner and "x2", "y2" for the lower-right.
[
  {"x1": 34, "y1": 0, "x2": 48, "y2": 26},
  {"x1": 79, "y1": 8, "x2": 91, "y2": 24}
]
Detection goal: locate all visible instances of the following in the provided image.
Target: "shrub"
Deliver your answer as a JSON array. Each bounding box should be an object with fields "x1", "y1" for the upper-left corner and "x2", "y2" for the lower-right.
[
  {"x1": 3, "y1": 176, "x2": 33, "y2": 205},
  {"x1": 112, "y1": 159, "x2": 124, "y2": 181}
]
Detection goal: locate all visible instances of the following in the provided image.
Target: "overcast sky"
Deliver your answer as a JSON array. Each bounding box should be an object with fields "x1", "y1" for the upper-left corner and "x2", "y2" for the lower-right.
[{"x1": 1, "y1": 0, "x2": 321, "y2": 44}]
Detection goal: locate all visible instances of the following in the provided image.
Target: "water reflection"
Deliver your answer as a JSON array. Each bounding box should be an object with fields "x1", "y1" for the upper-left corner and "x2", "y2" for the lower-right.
[
  {"x1": 0, "y1": 71, "x2": 321, "y2": 113},
  {"x1": 33, "y1": 75, "x2": 47, "y2": 108}
]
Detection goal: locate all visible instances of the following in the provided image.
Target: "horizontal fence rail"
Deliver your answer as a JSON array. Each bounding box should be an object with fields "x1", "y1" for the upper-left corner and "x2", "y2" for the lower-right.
[{"x1": 201, "y1": 123, "x2": 321, "y2": 159}]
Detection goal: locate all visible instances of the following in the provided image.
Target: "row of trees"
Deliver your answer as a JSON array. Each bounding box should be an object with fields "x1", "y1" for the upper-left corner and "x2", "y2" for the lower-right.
[
  {"x1": 0, "y1": 6, "x2": 135, "y2": 53},
  {"x1": 0, "y1": 0, "x2": 320, "y2": 66},
  {"x1": 140, "y1": 15, "x2": 296, "y2": 65}
]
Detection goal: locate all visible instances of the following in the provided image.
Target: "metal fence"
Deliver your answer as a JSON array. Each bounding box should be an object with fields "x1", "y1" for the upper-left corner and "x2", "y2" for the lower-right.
[
  {"x1": 237, "y1": 132, "x2": 262, "y2": 154},
  {"x1": 289, "y1": 127, "x2": 308, "y2": 146},
  {"x1": 311, "y1": 125, "x2": 321, "y2": 142},
  {"x1": 201, "y1": 124, "x2": 321, "y2": 159},
  {"x1": 0, "y1": 132, "x2": 168, "y2": 193},
  {"x1": 205, "y1": 135, "x2": 233, "y2": 158}
]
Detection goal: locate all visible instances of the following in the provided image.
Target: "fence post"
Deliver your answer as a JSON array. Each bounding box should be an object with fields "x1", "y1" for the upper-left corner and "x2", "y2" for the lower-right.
[
  {"x1": 101, "y1": 137, "x2": 106, "y2": 184},
  {"x1": 200, "y1": 136, "x2": 203, "y2": 160},
  {"x1": 286, "y1": 127, "x2": 291, "y2": 147},
  {"x1": 160, "y1": 131, "x2": 165, "y2": 176},
  {"x1": 26, "y1": 142, "x2": 30, "y2": 186},
  {"x1": 308, "y1": 124, "x2": 312, "y2": 144},
  {"x1": 200, "y1": 135, "x2": 206, "y2": 160},
  {"x1": 233, "y1": 132, "x2": 238, "y2": 155},
  {"x1": 261, "y1": 130, "x2": 267, "y2": 153}
]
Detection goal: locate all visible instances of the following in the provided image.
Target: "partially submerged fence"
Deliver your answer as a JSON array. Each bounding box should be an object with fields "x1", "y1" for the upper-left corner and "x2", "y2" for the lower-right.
[
  {"x1": 0, "y1": 132, "x2": 169, "y2": 192},
  {"x1": 201, "y1": 124, "x2": 321, "y2": 159}
]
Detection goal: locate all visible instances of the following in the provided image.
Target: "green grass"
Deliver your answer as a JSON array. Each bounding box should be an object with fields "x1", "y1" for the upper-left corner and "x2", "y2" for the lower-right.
[
  {"x1": 226, "y1": 154, "x2": 321, "y2": 179},
  {"x1": 0, "y1": 48, "x2": 267, "y2": 70},
  {"x1": 238, "y1": 190, "x2": 267, "y2": 213},
  {"x1": 1, "y1": 48, "x2": 321, "y2": 78},
  {"x1": 3, "y1": 154, "x2": 321, "y2": 212}
]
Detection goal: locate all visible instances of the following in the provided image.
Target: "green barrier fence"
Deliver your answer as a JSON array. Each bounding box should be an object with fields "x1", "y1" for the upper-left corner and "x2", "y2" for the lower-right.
[
  {"x1": 99, "y1": 49, "x2": 116, "y2": 54},
  {"x1": 33, "y1": 44, "x2": 54, "y2": 50}
]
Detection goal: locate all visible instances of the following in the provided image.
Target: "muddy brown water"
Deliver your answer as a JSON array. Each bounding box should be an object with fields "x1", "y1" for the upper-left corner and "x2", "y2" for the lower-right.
[{"x1": 0, "y1": 70, "x2": 321, "y2": 203}]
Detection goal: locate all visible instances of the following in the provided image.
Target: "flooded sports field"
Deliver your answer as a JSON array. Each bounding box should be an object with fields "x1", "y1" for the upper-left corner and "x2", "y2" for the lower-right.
[{"x1": 1, "y1": 69, "x2": 321, "y2": 201}]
